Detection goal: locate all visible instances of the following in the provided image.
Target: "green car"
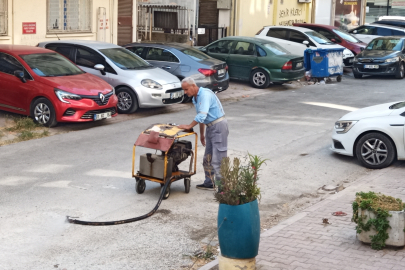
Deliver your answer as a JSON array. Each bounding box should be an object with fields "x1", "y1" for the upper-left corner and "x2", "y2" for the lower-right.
[{"x1": 200, "y1": 37, "x2": 305, "y2": 88}]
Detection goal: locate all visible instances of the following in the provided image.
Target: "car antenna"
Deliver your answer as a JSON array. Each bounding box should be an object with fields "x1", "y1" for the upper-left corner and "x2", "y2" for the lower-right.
[{"x1": 55, "y1": 33, "x2": 60, "y2": 40}]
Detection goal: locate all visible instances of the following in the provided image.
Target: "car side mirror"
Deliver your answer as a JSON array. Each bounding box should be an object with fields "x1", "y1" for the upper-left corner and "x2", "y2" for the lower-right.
[
  {"x1": 14, "y1": 70, "x2": 26, "y2": 83},
  {"x1": 353, "y1": 30, "x2": 357, "y2": 34},
  {"x1": 303, "y1": 40, "x2": 310, "y2": 48},
  {"x1": 94, "y1": 64, "x2": 106, "y2": 75}
]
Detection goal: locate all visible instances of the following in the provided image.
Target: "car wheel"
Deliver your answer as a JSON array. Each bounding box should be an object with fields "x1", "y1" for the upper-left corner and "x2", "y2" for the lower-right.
[
  {"x1": 249, "y1": 69, "x2": 270, "y2": 89},
  {"x1": 116, "y1": 87, "x2": 138, "y2": 114},
  {"x1": 395, "y1": 63, "x2": 404, "y2": 79},
  {"x1": 355, "y1": 133, "x2": 396, "y2": 169},
  {"x1": 353, "y1": 72, "x2": 362, "y2": 79},
  {"x1": 31, "y1": 98, "x2": 57, "y2": 127}
]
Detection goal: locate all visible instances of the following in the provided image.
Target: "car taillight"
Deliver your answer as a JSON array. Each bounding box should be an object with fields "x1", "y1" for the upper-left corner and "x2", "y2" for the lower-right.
[
  {"x1": 225, "y1": 65, "x2": 228, "y2": 70},
  {"x1": 198, "y1": 68, "x2": 217, "y2": 76},
  {"x1": 282, "y1": 61, "x2": 293, "y2": 70}
]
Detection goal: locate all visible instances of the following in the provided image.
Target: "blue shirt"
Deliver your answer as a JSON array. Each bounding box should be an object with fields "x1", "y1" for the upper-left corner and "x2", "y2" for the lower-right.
[{"x1": 192, "y1": 87, "x2": 225, "y2": 125}]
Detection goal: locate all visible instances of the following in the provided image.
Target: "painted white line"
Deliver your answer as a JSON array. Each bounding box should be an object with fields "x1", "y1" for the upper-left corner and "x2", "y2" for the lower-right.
[
  {"x1": 26, "y1": 164, "x2": 73, "y2": 173},
  {"x1": 302, "y1": 102, "x2": 359, "y2": 112},
  {"x1": 255, "y1": 119, "x2": 323, "y2": 126}
]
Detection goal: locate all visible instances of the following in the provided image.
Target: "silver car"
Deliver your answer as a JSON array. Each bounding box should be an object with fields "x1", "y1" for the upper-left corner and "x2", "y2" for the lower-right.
[{"x1": 37, "y1": 40, "x2": 183, "y2": 113}]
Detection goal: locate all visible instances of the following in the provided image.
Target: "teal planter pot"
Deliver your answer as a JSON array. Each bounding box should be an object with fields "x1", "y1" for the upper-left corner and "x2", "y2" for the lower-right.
[{"x1": 217, "y1": 199, "x2": 260, "y2": 259}]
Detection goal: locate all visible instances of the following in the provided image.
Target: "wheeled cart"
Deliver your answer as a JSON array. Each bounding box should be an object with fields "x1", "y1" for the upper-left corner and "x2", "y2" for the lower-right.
[{"x1": 132, "y1": 124, "x2": 198, "y2": 200}]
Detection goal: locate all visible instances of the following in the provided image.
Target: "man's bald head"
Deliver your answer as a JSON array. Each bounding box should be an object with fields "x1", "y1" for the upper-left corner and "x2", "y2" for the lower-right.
[{"x1": 181, "y1": 77, "x2": 199, "y2": 97}]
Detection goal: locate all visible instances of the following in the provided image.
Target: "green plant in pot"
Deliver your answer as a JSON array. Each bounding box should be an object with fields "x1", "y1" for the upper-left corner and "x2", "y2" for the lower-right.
[
  {"x1": 215, "y1": 154, "x2": 267, "y2": 259},
  {"x1": 352, "y1": 191, "x2": 405, "y2": 250}
]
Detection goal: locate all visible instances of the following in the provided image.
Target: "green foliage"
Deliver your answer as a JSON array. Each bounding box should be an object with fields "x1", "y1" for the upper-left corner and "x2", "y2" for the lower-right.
[
  {"x1": 352, "y1": 191, "x2": 405, "y2": 250},
  {"x1": 6, "y1": 117, "x2": 39, "y2": 132},
  {"x1": 214, "y1": 153, "x2": 267, "y2": 205}
]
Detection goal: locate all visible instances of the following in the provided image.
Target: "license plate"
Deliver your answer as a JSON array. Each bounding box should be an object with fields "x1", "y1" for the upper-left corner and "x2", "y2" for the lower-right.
[
  {"x1": 170, "y1": 90, "x2": 183, "y2": 99},
  {"x1": 218, "y1": 69, "x2": 225, "y2": 75},
  {"x1": 364, "y1": 65, "x2": 379, "y2": 69},
  {"x1": 296, "y1": 62, "x2": 303, "y2": 68},
  {"x1": 94, "y1": 112, "x2": 111, "y2": 121}
]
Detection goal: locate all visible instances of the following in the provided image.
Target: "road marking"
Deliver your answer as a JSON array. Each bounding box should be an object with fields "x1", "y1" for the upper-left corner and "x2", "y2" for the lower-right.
[
  {"x1": 85, "y1": 169, "x2": 130, "y2": 178},
  {"x1": 40, "y1": 180, "x2": 71, "y2": 188},
  {"x1": 255, "y1": 119, "x2": 323, "y2": 126},
  {"x1": 0, "y1": 176, "x2": 38, "y2": 186},
  {"x1": 302, "y1": 102, "x2": 359, "y2": 112},
  {"x1": 26, "y1": 164, "x2": 73, "y2": 173}
]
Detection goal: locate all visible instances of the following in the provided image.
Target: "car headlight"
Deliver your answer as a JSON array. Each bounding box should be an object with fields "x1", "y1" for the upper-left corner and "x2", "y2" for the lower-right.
[
  {"x1": 54, "y1": 88, "x2": 82, "y2": 104},
  {"x1": 385, "y1": 57, "x2": 399, "y2": 63},
  {"x1": 141, "y1": 79, "x2": 163, "y2": 90},
  {"x1": 334, "y1": 120, "x2": 358, "y2": 134}
]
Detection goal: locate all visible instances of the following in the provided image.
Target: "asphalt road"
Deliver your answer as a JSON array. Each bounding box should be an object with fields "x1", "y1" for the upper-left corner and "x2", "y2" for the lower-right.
[{"x1": 1, "y1": 75, "x2": 404, "y2": 270}]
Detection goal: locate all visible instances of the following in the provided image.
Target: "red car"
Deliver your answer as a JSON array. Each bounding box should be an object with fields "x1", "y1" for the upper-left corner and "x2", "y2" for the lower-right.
[
  {"x1": 0, "y1": 45, "x2": 118, "y2": 127},
  {"x1": 293, "y1": 23, "x2": 367, "y2": 55}
]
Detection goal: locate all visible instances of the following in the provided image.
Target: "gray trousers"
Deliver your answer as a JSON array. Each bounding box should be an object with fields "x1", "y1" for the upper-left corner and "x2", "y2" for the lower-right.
[{"x1": 203, "y1": 119, "x2": 229, "y2": 187}]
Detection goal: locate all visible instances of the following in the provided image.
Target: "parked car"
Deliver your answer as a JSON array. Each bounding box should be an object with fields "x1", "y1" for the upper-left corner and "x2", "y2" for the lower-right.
[
  {"x1": 348, "y1": 24, "x2": 405, "y2": 44},
  {"x1": 38, "y1": 41, "x2": 183, "y2": 114},
  {"x1": 255, "y1": 26, "x2": 355, "y2": 66},
  {"x1": 331, "y1": 100, "x2": 405, "y2": 169},
  {"x1": 293, "y1": 23, "x2": 367, "y2": 57},
  {"x1": 373, "y1": 20, "x2": 405, "y2": 28},
  {"x1": 123, "y1": 43, "x2": 229, "y2": 94},
  {"x1": 352, "y1": 37, "x2": 405, "y2": 79},
  {"x1": 200, "y1": 37, "x2": 305, "y2": 88},
  {"x1": 0, "y1": 45, "x2": 118, "y2": 127}
]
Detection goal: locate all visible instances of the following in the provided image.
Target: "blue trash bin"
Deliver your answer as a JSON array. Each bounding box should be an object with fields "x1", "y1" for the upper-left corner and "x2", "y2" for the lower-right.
[{"x1": 304, "y1": 48, "x2": 345, "y2": 82}]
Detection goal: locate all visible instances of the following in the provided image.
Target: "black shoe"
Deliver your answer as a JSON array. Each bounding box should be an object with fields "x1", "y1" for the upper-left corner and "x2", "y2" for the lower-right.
[{"x1": 196, "y1": 183, "x2": 215, "y2": 190}]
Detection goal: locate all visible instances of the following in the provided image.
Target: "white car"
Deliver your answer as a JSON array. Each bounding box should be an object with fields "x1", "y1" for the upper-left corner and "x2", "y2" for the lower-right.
[
  {"x1": 38, "y1": 40, "x2": 183, "y2": 114},
  {"x1": 331, "y1": 101, "x2": 405, "y2": 169},
  {"x1": 256, "y1": 26, "x2": 354, "y2": 66},
  {"x1": 348, "y1": 24, "x2": 405, "y2": 44}
]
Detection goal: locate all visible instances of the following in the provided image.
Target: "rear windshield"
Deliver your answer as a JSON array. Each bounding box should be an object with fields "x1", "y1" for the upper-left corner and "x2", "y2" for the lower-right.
[
  {"x1": 390, "y1": 102, "x2": 405, "y2": 109},
  {"x1": 99, "y1": 48, "x2": 153, "y2": 70},
  {"x1": 366, "y1": 39, "x2": 403, "y2": 51},
  {"x1": 305, "y1": 31, "x2": 334, "y2": 45},
  {"x1": 20, "y1": 53, "x2": 84, "y2": 77},
  {"x1": 263, "y1": 42, "x2": 290, "y2": 55},
  {"x1": 181, "y1": 48, "x2": 210, "y2": 61}
]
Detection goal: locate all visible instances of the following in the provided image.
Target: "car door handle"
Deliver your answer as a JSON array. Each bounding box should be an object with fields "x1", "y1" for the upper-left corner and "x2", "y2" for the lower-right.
[{"x1": 162, "y1": 66, "x2": 171, "y2": 69}]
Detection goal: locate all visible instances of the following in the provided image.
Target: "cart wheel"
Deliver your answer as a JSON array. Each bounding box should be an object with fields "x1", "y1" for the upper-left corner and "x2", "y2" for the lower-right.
[
  {"x1": 337, "y1": 75, "x2": 342, "y2": 82},
  {"x1": 184, "y1": 177, "x2": 191, "y2": 193},
  {"x1": 135, "y1": 179, "x2": 146, "y2": 194},
  {"x1": 161, "y1": 184, "x2": 170, "y2": 200}
]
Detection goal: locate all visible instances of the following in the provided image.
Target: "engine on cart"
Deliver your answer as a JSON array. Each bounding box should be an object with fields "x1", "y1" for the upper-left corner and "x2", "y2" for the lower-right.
[
  {"x1": 139, "y1": 140, "x2": 192, "y2": 179},
  {"x1": 167, "y1": 140, "x2": 193, "y2": 172}
]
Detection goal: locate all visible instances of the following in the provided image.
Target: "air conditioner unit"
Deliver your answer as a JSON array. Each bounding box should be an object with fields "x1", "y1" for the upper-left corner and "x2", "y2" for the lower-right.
[{"x1": 298, "y1": 0, "x2": 312, "y2": 3}]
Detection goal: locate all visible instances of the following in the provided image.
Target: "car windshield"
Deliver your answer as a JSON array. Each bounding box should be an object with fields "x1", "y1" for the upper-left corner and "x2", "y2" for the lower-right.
[
  {"x1": 20, "y1": 53, "x2": 84, "y2": 77},
  {"x1": 263, "y1": 42, "x2": 290, "y2": 55},
  {"x1": 305, "y1": 31, "x2": 334, "y2": 45},
  {"x1": 99, "y1": 48, "x2": 153, "y2": 70},
  {"x1": 332, "y1": 29, "x2": 362, "y2": 43},
  {"x1": 366, "y1": 39, "x2": 403, "y2": 51},
  {"x1": 181, "y1": 48, "x2": 210, "y2": 61}
]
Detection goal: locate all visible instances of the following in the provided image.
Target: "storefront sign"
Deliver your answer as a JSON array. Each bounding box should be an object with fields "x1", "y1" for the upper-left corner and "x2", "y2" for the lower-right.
[
  {"x1": 334, "y1": 0, "x2": 362, "y2": 31},
  {"x1": 22, "y1": 22, "x2": 36, "y2": 34}
]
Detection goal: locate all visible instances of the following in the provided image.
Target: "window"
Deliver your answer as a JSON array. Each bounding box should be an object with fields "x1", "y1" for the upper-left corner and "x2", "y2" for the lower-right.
[
  {"x1": 45, "y1": 45, "x2": 75, "y2": 61},
  {"x1": 100, "y1": 48, "x2": 153, "y2": 70},
  {"x1": 231, "y1": 42, "x2": 255, "y2": 55},
  {"x1": 20, "y1": 53, "x2": 84, "y2": 77},
  {"x1": 376, "y1": 27, "x2": 393, "y2": 36},
  {"x1": 266, "y1": 29, "x2": 288, "y2": 40},
  {"x1": 317, "y1": 29, "x2": 336, "y2": 40},
  {"x1": 352, "y1": 26, "x2": 376, "y2": 35},
  {"x1": 76, "y1": 48, "x2": 105, "y2": 68},
  {"x1": 181, "y1": 48, "x2": 210, "y2": 61},
  {"x1": 263, "y1": 43, "x2": 289, "y2": 55},
  {"x1": 392, "y1": 29, "x2": 405, "y2": 36},
  {"x1": 47, "y1": 0, "x2": 91, "y2": 33},
  {"x1": 145, "y1": 48, "x2": 179, "y2": 62},
  {"x1": 256, "y1": 46, "x2": 267, "y2": 57},
  {"x1": 305, "y1": 31, "x2": 332, "y2": 45},
  {"x1": 289, "y1": 31, "x2": 307, "y2": 43},
  {"x1": 0, "y1": 53, "x2": 23, "y2": 75},
  {"x1": 0, "y1": 0, "x2": 6, "y2": 35},
  {"x1": 366, "y1": 39, "x2": 403, "y2": 51},
  {"x1": 127, "y1": 47, "x2": 145, "y2": 57},
  {"x1": 207, "y1": 40, "x2": 234, "y2": 54}
]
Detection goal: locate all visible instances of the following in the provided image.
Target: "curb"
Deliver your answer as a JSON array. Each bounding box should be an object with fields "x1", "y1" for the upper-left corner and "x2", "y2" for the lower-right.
[{"x1": 197, "y1": 166, "x2": 396, "y2": 270}]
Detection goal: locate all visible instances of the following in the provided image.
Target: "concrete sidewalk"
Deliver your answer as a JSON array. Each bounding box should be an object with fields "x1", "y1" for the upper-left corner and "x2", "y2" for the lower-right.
[{"x1": 200, "y1": 164, "x2": 405, "y2": 270}]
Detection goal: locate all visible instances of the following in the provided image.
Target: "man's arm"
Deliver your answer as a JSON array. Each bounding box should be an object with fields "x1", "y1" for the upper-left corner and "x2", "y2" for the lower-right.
[
  {"x1": 199, "y1": 123, "x2": 206, "y2": 146},
  {"x1": 178, "y1": 120, "x2": 198, "y2": 131}
]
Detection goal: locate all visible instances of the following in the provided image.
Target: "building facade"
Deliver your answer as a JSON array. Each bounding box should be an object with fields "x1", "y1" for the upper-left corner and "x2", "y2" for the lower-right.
[{"x1": 0, "y1": 0, "x2": 118, "y2": 46}]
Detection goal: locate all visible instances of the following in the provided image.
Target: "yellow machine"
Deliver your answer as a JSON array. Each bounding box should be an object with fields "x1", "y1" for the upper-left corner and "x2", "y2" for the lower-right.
[{"x1": 132, "y1": 124, "x2": 198, "y2": 199}]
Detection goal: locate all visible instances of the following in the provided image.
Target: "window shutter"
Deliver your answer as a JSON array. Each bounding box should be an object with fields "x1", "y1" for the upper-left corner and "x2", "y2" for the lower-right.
[
  {"x1": 48, "y1": 0, "x2": 91, "y2": 32},
  {"x1": 0, "y1": 0, "x2": 7, "y2": 35}
]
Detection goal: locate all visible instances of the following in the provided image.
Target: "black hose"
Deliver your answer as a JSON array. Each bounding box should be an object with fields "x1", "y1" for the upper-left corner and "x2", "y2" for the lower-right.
[{"x1": 66, "y1": 178, "x2": 171, "y2": 226}]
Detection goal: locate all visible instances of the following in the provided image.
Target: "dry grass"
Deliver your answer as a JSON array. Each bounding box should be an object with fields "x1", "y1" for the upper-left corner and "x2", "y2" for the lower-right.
[{"x1": 0, "y1": 116, "x2": 50, "y2": 146}]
